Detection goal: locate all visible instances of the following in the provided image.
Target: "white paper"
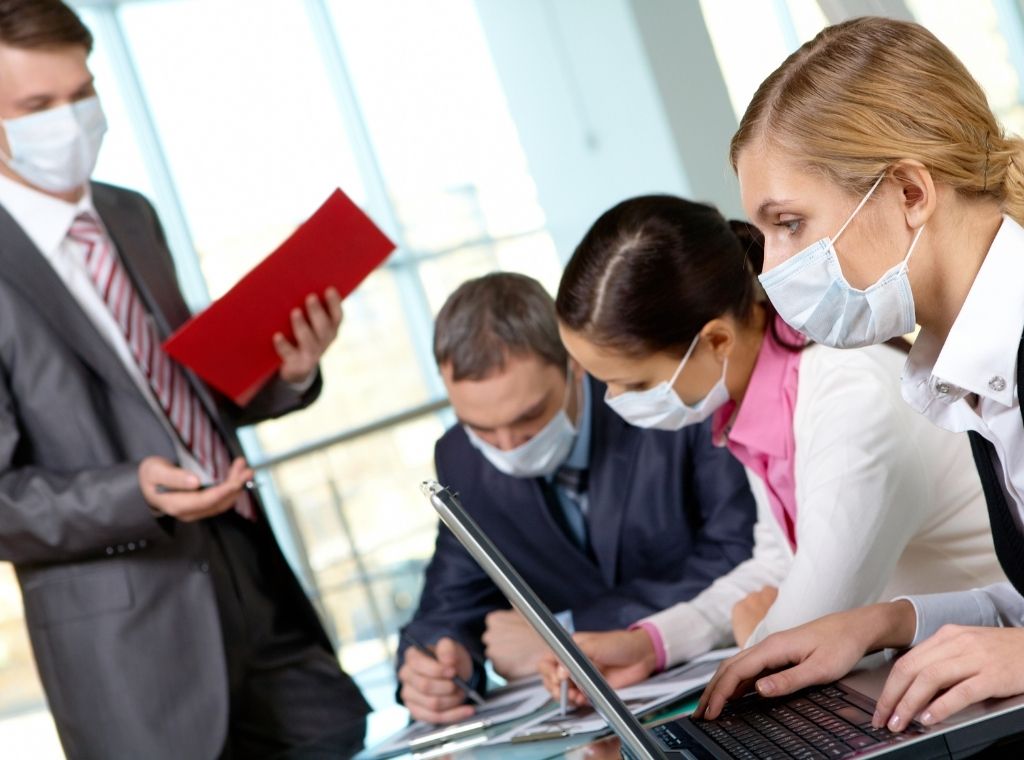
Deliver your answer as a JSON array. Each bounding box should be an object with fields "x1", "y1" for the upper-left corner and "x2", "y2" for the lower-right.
[
  {"x1": 365, "y1": 676, "x2": 553, "y2": 758},
  {"x1": 491, "y1": 647, "x2": 738, "y2": 743}
]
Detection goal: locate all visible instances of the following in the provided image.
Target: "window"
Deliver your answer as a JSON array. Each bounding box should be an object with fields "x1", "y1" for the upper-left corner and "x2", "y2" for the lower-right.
[
  {"x1": 699, "y1": 0, "x2": 828, "y2": 119},
  {"x1": 0, "y1": 0, "x2": 561, "y2": 748}
]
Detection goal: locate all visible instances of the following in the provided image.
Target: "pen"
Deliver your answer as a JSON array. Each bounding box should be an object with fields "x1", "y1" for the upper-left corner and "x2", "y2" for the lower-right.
[
  {"x1": 156, "y1": 480, "x2": 256, "y2": 494},
  {"x1": 559, "y1": 677, "x2": 569, "y2": 718},
  {"x1": 403, "y1": 633, "x2": 486, "y2": 707}
]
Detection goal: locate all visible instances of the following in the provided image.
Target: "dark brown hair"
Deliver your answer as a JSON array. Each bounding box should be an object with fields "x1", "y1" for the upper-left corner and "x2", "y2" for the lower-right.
[
  {"x1": 556, "y1": 195, "x2": 799, "y2": 357},
  {"x1": 0, "y1": 0, "x2": 93, "y2": 52},
  {"x1": 434, "y1": 272, "x2": 568, "y2": 382}
]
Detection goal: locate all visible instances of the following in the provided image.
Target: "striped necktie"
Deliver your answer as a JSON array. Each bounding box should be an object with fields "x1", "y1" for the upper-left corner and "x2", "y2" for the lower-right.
[
  {"x1": 68, "y1": 212, "x2": 256, "y2": 520},
  {"x1": 553, "y1": 464, "x2": 589, "y2": 549}
]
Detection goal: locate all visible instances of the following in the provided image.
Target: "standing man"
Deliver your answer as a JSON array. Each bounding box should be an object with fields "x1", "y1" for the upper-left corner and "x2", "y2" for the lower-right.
[
  {"x1": 397, "y1": 273, "x2": 756, "y2": 724},
  {"x1": 0, "y1": 2, "x2": 368, "y2": 758}
]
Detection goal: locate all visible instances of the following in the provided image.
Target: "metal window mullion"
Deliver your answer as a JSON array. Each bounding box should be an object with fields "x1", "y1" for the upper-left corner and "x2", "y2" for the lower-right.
[
  {"x1": 995, "y1": 0, "x2": 1024, "y2": 103},
  {"x1": 773, "y1": 0, "x2": 802, "y2": 51},
  {"x1": 303, "y1": 0, "x2": 445, "y2": 400},
  {"x1": 88, "y1": 7, "x2": 210, "y2": 309}
]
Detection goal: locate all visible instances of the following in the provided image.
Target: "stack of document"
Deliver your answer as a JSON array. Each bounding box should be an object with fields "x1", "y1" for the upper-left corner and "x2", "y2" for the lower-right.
[
  {"x1": 364, "y1": 647, "x2": 736, "y2": 758},
  {"x1": 492, "y1": 647, "x2": 736, "y2": 744}
]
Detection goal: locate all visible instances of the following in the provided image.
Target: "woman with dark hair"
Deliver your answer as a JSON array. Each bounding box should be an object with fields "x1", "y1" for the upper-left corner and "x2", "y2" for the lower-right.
[{"x1": 538, "y1": 194, "x2": 1000, "y2": 706}]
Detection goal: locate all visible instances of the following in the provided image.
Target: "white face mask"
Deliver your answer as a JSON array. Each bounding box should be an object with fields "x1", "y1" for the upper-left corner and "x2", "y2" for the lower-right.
[
  {"x1": 464, "y1": 368, "x2": 578, "y2": 478},
  {"x1": 0, "y1": 96, "x2": 107, "y2": 194},
  {"x1": 605, "y1": 335, "x2": 730, "y2": 431},
  {"x1": 758, "y1": 173, "x2": 925, "y2": 349}
]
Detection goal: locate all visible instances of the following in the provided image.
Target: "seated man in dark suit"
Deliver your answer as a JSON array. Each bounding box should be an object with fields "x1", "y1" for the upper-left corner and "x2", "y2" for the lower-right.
[{"x1": 397, "y1": 272, "x2": 756, "y2": 723}]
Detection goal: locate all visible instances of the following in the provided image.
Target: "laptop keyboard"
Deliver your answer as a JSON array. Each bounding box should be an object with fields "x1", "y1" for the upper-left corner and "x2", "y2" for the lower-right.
[{"x1": 653, "y1": 683, "x2": 924, "y2": 759}]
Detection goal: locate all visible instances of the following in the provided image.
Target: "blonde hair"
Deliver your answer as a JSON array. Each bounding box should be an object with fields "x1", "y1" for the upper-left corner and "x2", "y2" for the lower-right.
[{"x1": 730, "y1": 16, "x2": 1024, "y2": 224}]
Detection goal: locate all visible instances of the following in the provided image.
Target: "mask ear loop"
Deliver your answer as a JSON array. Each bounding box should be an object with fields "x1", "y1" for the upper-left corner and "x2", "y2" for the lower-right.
[
  {"x1": 900, "y1": 225, "x2": 926, "y2": 270},
  {"x1": 833, "y1": 172, "x2": 887, "y2": 244},
  {"x1": 667, "y1": 334, "x2": 702, "y2": 388},
  {"x1": 0, "y1": 119, "x2": 14, "y2": 167}
]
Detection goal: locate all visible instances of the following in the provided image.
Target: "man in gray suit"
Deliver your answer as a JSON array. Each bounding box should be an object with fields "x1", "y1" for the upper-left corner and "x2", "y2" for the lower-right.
[{"x1": 0, "y1": 2, "x2": 369, "y2": 757}]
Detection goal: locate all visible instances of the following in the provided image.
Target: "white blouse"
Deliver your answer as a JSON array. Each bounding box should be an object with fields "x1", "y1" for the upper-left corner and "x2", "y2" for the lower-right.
[
  {"x1": 642, "y1": 342, "x2": 1002, "y2": 667},
  {"x1": 900, "y1": 215, "x2": 1024, "y2": 643}
]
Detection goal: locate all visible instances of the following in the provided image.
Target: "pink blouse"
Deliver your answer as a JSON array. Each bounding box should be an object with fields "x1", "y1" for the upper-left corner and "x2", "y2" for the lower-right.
[{"x1": 712, "y1": 316, "x2": 805, "y2": 551}]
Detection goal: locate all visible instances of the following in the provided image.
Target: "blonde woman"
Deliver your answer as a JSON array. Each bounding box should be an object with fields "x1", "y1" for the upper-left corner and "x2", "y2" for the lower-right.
[{"x1": 699, "y1": 16, "x2": 1024, "y2": 734}]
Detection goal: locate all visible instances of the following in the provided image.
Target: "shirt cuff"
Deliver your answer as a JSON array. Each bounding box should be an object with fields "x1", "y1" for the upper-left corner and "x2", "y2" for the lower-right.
[
  {"x1": 640, "y1": 602, "x2": 731, "y2": 669},
  {"x1": 894, "y1": 590, "x2": 1002, "y2": 647},
  {"x1": 287, "y1": 370, "x2": 318, "y2": 394},
  {"x1": 629, "y1": 620, "x2": 667, "y2": 673}
]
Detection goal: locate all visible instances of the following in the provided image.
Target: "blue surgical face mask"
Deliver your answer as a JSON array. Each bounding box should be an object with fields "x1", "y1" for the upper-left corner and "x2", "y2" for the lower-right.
[
  {"x1": 464, "y1": 367, "x2": 578, "y2": 478},
  {"x1": 758, "y1": 173, "x2": 925, "y2": 349},
  {"x1": 604, "y1": 335, "x2": 730, "y2": 431},
  {"x1": 0, "y1": 96, "x2": 107, "y2": 194}
]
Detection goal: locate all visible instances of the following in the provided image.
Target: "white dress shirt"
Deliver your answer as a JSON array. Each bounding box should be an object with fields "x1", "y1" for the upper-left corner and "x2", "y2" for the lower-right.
[
  {"x1": 0, "y1": 173, "x2": 211, "y2": 481},
  {"x1": 899, "y1": 215, "x2": 1024, "y2": 644},
  {"x1": 642, "y1": 343, "x2": 1001, "y2": 667}
]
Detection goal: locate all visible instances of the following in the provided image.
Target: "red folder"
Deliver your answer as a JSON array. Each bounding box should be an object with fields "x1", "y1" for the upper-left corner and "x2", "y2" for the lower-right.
[{"x1": 163, "y1": 188, "x2": 395, "y2": 405}]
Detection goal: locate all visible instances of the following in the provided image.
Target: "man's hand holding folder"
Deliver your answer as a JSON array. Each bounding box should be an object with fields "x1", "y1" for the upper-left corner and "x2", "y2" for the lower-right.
[{"x1": 164, "y1": 188, "x2": 395, "y2": 405}]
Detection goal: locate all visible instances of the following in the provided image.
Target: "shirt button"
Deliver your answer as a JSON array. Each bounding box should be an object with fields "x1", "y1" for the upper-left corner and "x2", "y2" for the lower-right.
[
  {"x1": 105, "y1": 547, "x2": 114, "y2": 556},
  {"x1": 935, "y1": 382, "x2": 951, "y2": 395},
  {"x1": 989, "y1": 376, "x2": 1007, "y2": 392},
  {"x1": 127, "y1": 542, "x2": 136, "y2": 551},
  {"x1": 198, "y1": 561, "x2": 210, "y2": 573},
  {"x1": 138, "y1": 539, "x2": 147, "y2": 549}
]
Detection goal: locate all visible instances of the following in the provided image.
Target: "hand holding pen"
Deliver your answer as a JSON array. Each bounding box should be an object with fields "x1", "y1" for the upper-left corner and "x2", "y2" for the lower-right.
[{"x1": 399, "y1": 634, "x2": 486, "y2": 724}]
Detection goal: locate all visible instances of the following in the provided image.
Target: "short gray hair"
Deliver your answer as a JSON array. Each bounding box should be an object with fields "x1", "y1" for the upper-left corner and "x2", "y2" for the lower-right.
[{"x1": 433, "y1": 272, "x2": 568, "y2": 382}]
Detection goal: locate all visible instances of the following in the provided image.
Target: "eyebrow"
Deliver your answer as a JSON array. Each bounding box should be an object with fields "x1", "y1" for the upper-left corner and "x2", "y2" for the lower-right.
[
  {"x1": 459, "y1": 396, "x2": 550, "y2": 433},
  {"x1": 755, "y1": 198, "x2": 796, "y2": 221},
  {"x1": 14, "y1": 76, "x2": 95, "y2": 110}
]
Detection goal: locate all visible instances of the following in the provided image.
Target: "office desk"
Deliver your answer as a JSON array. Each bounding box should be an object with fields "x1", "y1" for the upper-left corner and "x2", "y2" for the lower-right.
[{"x1": 358, "y1": 698, "x2": 699, "y2": 759}]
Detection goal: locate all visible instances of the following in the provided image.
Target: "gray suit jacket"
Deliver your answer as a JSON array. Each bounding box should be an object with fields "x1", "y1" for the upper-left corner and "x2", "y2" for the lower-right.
[{"x1": 0, "y1": 182, "x2": 344, "y2": 759}]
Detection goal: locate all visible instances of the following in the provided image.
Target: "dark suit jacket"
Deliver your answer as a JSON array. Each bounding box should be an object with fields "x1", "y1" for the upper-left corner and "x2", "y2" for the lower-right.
[
  {"x1": 0, "y1": 183, "x2": 365, "y2": 759},
  {"x1": 400, "y1": 375, "x2": 757, "y2": 681}
]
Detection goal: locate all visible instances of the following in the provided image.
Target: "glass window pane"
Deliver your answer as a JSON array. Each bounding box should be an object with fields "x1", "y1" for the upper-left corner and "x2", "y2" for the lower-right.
[
  {"x1": 699, "y1": 0, "x2": 798, "y2": 118},
  {"x1": 265, "y1": 414, "x2": 445, "y2": 682},
  {"x1": 907, "y1": 0, "x2": 1024, "y2": 133},
  {"x1": 328, "y1": 0, "x2": 548, "y2": 250},
  {"x1": 116, "y1": 0, "x2": 367, "y2": 291},
  {"x1": 77, "y1": 9, "x2": 154, "y2": 198}
]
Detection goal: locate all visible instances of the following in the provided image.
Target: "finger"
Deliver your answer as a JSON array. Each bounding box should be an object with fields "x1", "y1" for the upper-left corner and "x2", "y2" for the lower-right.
[
  {"x1": 700, "y1": 643, "x2": 819, "y2": 720},
  {"x1": 403, "y1": 647, "x2": 453, "y2": 679},
  {"x1": 434, "y1": 638, "x2": 462, "y2": 669},
  {"x1": 273, "y1": 331, "x2": 299, "y2": 362},
  {"x1": 409, "y1": 703, "x2": 476, "y2": 725},
  {"x1": 919, "y1": 675, "x2": 988, "y2": 727},
  {"x1": 697, "y1": 649, "x2": 763, "y2": 719},
  {"x1": 401, "y1": 687, "x2": 474, "y2": 724},
  {"x1": 153, "y1": 476, "x2": 243, "y2": 520},
  {"x1": 405, "y1": 670, "x2": 461, "y2": 698},
  {"x1": 303, "y1": 293, "x2": 334, "y2": 343},
  {"x1": 884, "y1": 657, "x2": 977, "y2": 733},
  {"x1": 141, "y1": 460, "x2": 201, "y2": 496},
  {"x1": 872, "y1": 638, "x2": 955, "y2": 728},
  {"x1": 290, "y1": 307, "x2": 319, "y2": 353},
  {"x1": 325, "y1": 287, "x2": 343, "y2": 326}
]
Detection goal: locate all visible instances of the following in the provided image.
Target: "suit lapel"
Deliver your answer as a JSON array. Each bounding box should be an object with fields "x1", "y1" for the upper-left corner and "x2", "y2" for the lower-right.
[
  {"x1": 0, "y1": 200, "x2": 139, "y2": 397},
  {"x1": 584, "y1": 378, "x2": 641, "y2": 586}
]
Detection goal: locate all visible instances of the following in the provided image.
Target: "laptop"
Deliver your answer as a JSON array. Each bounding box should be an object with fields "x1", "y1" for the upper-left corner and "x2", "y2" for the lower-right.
[{"x1": 421, "y1": 480, "x2": 1024, "y2": 759}]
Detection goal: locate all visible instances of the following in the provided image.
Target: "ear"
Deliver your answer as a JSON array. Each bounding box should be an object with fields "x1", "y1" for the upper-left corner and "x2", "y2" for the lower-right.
[
  {"x1": 699, "y1": 318, "x2": 736, "y2": 364},
  {"x1": 889, "y1": 160, "x2": 936, "y2": 230}
]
